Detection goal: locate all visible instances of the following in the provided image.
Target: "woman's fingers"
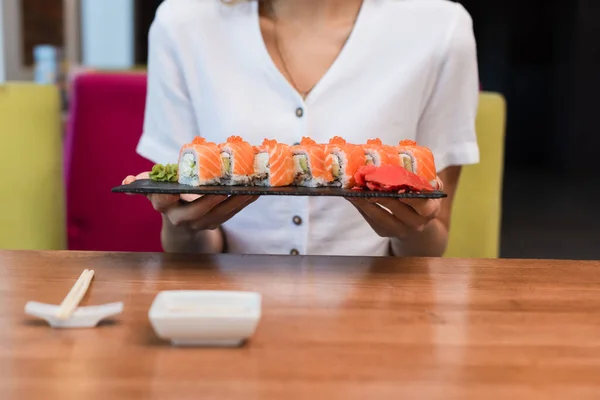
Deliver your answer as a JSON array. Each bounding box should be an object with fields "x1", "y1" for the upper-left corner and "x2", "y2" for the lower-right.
[
  {"x1": 347, "y1": 198, "x2": 407, "y2": 238},
  {"x1": 397, "y1": 198, "x2": 441, "y2": 220},
  {"x1": 181, "y1": 194, "x2": 202, "y2": 202},
  {"x1": 373, "y1": 198, "x2": 429, "y2": 231},
  {"x1": 347, "y1": 197, "x2": 440, "y2": 239},
  {"x1": 212, "y1": 195, "x2": 259, "y2": 222},
  {"x1": 136, "y1": 171, "x2": 150, "y2": 180},
  {"x1": 166, "y1": 195, "x2": 228, "y2": 227},
  {"x1": 195, "y1": 195, "x2": 259, "y2": 230},
  {"x1": 123, "y1": 171, "x2": 151, "y2": 185},
  {"x1": 122, "y1": 172, "x2": 152, "y2": 196},
  {"x1": 166, "y1": 195, "x2": 258, "y2": 230},
  {"x1": 122, "y1": 175, "x2": 137, "y2": 185},
  {"x1": 147, "y1": 193, "x2": 181, "y2": 213}
]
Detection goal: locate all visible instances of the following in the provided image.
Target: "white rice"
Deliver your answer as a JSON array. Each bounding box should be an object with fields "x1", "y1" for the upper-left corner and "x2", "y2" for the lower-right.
[
  {"x1": 329, "y1": 150, "x2": 352, "y2": 188},
  {"x1": 252, "y1": 151, "x2": 270, "y2": 186}
]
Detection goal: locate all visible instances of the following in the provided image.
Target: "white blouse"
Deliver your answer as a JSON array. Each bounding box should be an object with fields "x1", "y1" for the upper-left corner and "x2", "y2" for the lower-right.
[{"x1": 136, "y1": 0, "x2": 480, "y2": 256}]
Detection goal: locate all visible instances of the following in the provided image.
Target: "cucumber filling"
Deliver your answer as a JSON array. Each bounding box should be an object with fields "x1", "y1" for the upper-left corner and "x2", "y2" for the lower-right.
[
  {"x1": 299, "y1": 156, "x2": 308, "y2": 172},
  {"x1": 293, "y1": 154, "x2": 311, "y2": 181},
  {"x1": 221, "y1": 152, "x2": 232, "y2": 176}
]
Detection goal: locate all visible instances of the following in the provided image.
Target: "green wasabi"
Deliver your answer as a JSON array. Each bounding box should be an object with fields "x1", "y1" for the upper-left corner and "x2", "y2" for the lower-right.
[{"x1": 149, "y1": 163, "x2": 179, "y2": 182}]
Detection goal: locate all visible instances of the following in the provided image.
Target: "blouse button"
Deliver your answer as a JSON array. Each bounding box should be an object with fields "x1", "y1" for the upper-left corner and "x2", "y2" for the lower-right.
[
  {"x1": 295, "y1": 107, "x2": 304, "y2": 118},
  {"x1": 290, "y1": 249, "x2": 300, "y2": 256},
  {"x1": 293, "y1": 216, "x2": 302, "y2": 225}
]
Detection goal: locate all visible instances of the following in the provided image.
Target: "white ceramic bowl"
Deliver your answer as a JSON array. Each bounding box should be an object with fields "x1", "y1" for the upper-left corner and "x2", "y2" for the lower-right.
[{"x1": 148, "y1": 290, "x2": 262, "y2": 347}]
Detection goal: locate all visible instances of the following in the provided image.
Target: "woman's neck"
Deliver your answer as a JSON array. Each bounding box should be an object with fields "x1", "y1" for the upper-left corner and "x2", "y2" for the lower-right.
[{"x1": 264, "y1": 0, "x2": 364, "y2": 26}]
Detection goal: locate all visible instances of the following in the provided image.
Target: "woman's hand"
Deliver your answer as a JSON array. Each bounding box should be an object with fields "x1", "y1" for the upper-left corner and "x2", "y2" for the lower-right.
[
  {"x1": 122, "y1": 173, "x2": 259, "y2": 252},
  {"x1": 347, "y1": 167, "x2": 460, "y2": 257},
  {"x1": 346, "y1": 197, "x2": 441, "y2": 240}
]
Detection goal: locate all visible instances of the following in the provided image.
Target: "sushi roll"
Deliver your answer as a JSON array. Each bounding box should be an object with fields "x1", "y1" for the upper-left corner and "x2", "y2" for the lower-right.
[
  {"x1": 361, "y1": 138, "x2": 393, "y2": 166},
  {"x1": 324, "y1": 136, "x2": 366, "y2": 188},
  {"x1": 397, "y1": 140, "x2": 442, "y2": 190},
  {"x1": 218, "y1": 135, "x2": 254, "y2": 185},
  {"x1": 291, "y1": 137, "x2": 333, "y2": 187},
  {"x1": 252, "y1": 139, "x2": 295, "y2": 187},
  {"x1": 374, "y1": 138, "x2": 402, "y2": 166},
  {"x1": 178, "y1": 136, "x2": 223, "y2": 186}
]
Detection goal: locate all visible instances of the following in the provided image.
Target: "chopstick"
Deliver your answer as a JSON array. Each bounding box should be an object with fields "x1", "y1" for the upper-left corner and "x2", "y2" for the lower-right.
[{"x1": 56, "y1": 269, "x2": 95, "y2": 320}]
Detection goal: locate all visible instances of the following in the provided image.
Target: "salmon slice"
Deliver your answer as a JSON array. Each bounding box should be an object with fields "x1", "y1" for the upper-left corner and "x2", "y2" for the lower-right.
[
  {"x1": 178, "y1": 136, "x2": 223, "y2": 186},
  {"x1": 397, "y1": 140, "x2": 440, "y2": 189},
  {"x1": 218, "y1": 135, "x2": 254, "y2": 185},
  {"x1": 252, "y1": 139, "x2": 294, "y2": 187},
  {"x1": 291, "y1": 137, "x2": 334, "y2": 187},
  {"x1": 325, "y1": 136, "x2": 366, "y2": 188}
]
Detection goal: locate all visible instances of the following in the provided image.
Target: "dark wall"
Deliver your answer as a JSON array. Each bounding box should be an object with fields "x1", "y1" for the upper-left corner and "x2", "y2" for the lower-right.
[
  {"x1": 570, "y1": 0, "x2": 600, "y2": 174},
  {"x1": 459, "y1": 0, "x2": 599, "y2": 175},
  {"x1": 134, "y1": 0, "x2": 165, "y2": 64}
]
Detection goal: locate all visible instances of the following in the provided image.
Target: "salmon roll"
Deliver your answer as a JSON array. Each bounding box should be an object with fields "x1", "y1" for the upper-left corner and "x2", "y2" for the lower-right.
[
  {"x1": 178, "y1": 136, "x2": 223, "y2": 186},
  {"x1": 361, "y1": 138, "x2": 392, "y2": 166},
  {"x1": 397, "y1": 140, "x2": 442, "y2": 190},
  {"x1": 218, "y1": 135, "x2": 254, "y2": 185},
  {"x1": 291, "y1": 137, "x2": 333, "y2": 187},
  {"x1": 325, "y1": 136, "x2": 366, "y2": 188},
  {"x1": 252, "y1": 139, "x2": 295, "y2": 187},
  {"x1": 380, "y1": 139, "x2": 402, "y2": 166}
]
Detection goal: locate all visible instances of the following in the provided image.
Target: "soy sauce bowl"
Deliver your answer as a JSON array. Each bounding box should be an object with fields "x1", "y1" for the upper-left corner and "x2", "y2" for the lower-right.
[{"x1": 148, "y1": 290, "x2": 262, "y2": 347}]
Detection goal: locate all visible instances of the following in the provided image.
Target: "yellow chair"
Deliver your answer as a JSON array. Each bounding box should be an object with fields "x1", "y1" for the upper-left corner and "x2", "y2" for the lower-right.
[
  {"x1": 444, "y1": 92, "x2": 507, "y2": 258},
  {"x1": 0, "y1": 83, "x2": 66, "y2": 250}
]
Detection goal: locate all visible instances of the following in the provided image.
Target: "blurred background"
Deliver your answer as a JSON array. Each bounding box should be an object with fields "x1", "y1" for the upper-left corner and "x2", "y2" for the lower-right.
[{"x1": 0, "y1": 0, "x2": 597, "y2": 259}]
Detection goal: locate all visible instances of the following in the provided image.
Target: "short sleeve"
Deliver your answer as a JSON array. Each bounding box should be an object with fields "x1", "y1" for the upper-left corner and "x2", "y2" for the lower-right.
[
  {"x1": 416, "y1": 4, "x2": 480, "y2": 172},
  {"x1": 136, "y1": 12, "x2": 199, "y2": 165}
]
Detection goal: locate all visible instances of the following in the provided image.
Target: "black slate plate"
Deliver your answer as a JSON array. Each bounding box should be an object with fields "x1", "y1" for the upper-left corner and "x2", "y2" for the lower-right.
[{"x1": 112, "y1": 179, "x2": 447, "y2": 199}]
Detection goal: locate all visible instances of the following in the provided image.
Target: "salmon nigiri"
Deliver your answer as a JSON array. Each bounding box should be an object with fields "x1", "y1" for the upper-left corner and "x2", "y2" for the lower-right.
[
  {"x1": 291, "y1": 137, "x2": 333, "y2": 187},
  {"x1": 252, "y1": 139, "x2": 295, "y2": 187},
  {"x1": 324, "y1": 136, "x2": 366, "y2": 188},
  {"x1": 218, "y1": 135, "x2": 254, "y2": 185},
  {"x1": 178, "y1": 136, "x2": 223, "y2": 186},
  {"x1": 397, "y1": 140, "x2": 442, "y2": 190}
]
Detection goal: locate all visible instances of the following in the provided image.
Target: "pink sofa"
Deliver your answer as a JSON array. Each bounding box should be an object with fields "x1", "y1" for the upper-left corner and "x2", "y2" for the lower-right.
[{"x1": 64, "y1": 72, "x2": 163, "y2": 252}]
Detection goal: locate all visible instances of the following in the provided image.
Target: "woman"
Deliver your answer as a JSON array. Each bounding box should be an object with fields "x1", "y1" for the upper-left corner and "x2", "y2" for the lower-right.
[{"x1": 124, "y1": 0, "x2": 480, "y2": 257}]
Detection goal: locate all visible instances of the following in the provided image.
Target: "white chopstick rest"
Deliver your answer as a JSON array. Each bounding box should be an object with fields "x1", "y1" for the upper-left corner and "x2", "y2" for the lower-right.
[
  {"x1": 25, "y1": 301, "x2": 124, "y2": 329},
  {"x1": 24, "y1": 269, "x2": 124, "y2": 328}
]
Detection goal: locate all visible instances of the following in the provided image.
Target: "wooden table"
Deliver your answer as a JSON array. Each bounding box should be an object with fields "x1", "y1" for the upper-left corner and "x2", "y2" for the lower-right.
[{"x1": 1, "y1": 250, "x2": 600, "y2": 399}]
